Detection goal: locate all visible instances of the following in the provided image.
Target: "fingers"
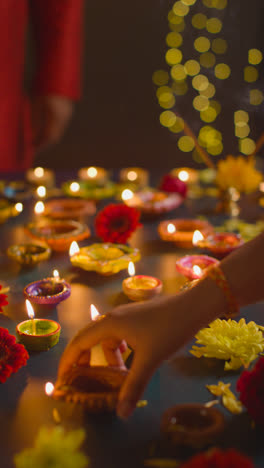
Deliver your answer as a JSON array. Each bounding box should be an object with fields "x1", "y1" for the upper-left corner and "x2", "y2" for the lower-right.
[
  {"x1": 117, "y1": 355, "x2": 155, "y2": 420},
  {"x1": 102, "y1": 339, "x2": 126, "y2": 369}
]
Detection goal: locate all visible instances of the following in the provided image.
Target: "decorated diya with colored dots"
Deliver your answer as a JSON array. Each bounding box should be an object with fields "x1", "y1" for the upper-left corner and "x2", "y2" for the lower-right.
[
  {"x1": 25, "y1": 219, "x2": 90, "y2": 252},
  {"x1": 24, "y1": 277, "x2": 71, "y2": 305},
  {"x1": 123, "y1": 190, "x2": 183, "y2": 217},
  {"x1": 70, "y1": 242, "x2": 141, "y2": 275},
  {"x1": 53, "y1": 366, "x2": 129, "y2": 413},
  {"x1": 7, "y1": 243, "x2": 51, "y2": 267},
  {"x1": 62, "y1": 180, "x2": 116, "y2": 200},
  {"x1": 161, "y1": 403, "x2": 225, "y2": 448},
  {"x1": 158, "y1": 219, "x2": 214, "y2": 249},
  {"x1": 43, "y1": 198, "x2": 96, "y2": 220},
  {"x1": 176, "y1": 255, "x2": 219, "y2": 280},
  {"x1": 195, "y1": 232, "x2": 244, "y2": 257}
]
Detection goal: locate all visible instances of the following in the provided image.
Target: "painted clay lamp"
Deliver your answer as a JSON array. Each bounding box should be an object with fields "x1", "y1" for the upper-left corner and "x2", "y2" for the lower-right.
[
  {"x1": 78, "y1": 166, "x2": 109, "y2": 186},
  {"x1": 119, "y1": 167, "x2": 149, "y2": 189},
  {"x1": 7, "y1": 243, "x2": 51, "y2": 267},
  {"x1": 26, "y1": 167, "x2": 55, "y2": 188},
  {"x1": 122, "y1": 262, "x2": 163, "y2": 301},
  {"x1": 69, "y1": 241, "x2": 141, "y2": 275},
  {"x1": 193, "y1": 231, "x2": 244, "y2": 257},
  {"x1": 62, "y1": 180, "x2": 116, "y2": 200},
  {"x1": 16, "y1": 300, "x2": 61, "y2": 351},
  {"x1": 24, "y1": 269, "x2": 71, "y2": 305},
  {"x1": 123, "y1": 190, "x2": 183, "y2": 217},
  {"x1": 176, "y1": 255, "x2": 219, "y2": 280},
  {"x1": 158, "y1": 219, "x2": 214, "y2": 249},
  {"x1": 43, "y1": 198, "x2": 96, "y2": 220}
]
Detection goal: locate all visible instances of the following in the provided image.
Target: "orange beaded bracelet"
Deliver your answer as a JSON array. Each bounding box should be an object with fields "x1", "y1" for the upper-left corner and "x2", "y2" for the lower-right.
[{"x1": 206, "y1": 265, "x2": 239, "y2": 318}]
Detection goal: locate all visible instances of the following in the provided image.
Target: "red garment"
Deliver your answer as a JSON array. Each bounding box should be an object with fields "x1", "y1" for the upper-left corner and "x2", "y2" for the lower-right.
[{"x1": 0, "y1": 0, "x2": 83, "y2": 172}]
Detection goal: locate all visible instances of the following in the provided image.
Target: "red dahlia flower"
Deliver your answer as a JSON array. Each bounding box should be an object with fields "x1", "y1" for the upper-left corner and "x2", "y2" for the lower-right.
[
  {"x1": 95, "y1": 203, "x2": 141, "y2": 244},
  {"x1": 237, "y1": 356, "x2": 264, "y2": 426},
  {"x1": 0, "y1": 328, "x2": 29, "y2": 383},
  {"x1": 181, "y1": 449, "x2": 254, "y2": 468},
  {"x1": 0, "y1": 285, "x2": 8, "y2": 313},
  {"x1": 159, "y1": 174, "x2": 188, "y2": 198}
]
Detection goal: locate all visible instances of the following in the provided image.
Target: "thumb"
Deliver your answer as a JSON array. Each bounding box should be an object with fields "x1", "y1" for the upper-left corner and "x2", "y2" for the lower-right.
[{"x1": 117, "y1": 354, "x2": 155, "y2": 420}]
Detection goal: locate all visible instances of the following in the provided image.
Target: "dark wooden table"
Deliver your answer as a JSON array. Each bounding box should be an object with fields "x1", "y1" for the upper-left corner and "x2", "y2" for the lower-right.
[{"x1": 0, "y1": 173, "x2": 263, "y2": 468}]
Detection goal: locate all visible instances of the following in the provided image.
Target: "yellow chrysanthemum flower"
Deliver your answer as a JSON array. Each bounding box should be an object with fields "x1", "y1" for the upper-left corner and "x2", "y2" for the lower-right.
[
  {"x1": 191, "y1": 318, "x2": 264, "y2": 370},
  {"x1": 216, "y1": 155, "x2": 262, "y2": 193},
  {"x1": 206, "y1": 381, "x2": 243, "y2": 414}
]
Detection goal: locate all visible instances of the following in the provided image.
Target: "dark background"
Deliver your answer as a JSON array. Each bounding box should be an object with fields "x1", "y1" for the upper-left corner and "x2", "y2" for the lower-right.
[{"x1": 28, "y1": 0, "x2": 264, "y2": 170}]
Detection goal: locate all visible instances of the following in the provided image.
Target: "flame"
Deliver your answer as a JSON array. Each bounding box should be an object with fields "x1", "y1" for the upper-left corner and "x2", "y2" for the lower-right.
[
  {"x1": 91, "y1": 304, "x2": 99, "y2": 321},
  {"x1": 15, "y1": 202, "x2": 23, "y2": 213},
  {"x1": 178, "y1": 170, "x2": 189, "y2": 182},
  {"x1": 128, "y1": 261, "x2": 135, "y2": 277},
  {"x1": 26, "y1": 299, "x2": 35, "y2": 319},
  {"x1": 192, "y1": 265, "x2": 202, "y2": 277},
  {"x1": 69, "y1": 241, "x2": 80, "y2": 257},
  {"x1": 127, "y1": 170, "x2": 138, "y2": 181},
  {"x1": 167, "y1": 223, "x2": 176, "y2": 234},
  {"x1": 36, "y1": 186, "x2": 46, "y2": 198},
  {"x1": 70, "y1": 182, "x2": 80, "y2": 193},
  {"x1": 87, "y1": 167, "x2": 98, "y2": 178},
  {"x1": 121, "y1": 189, "x2": 134, "y2": 201},
  {"x1": 34, "y1": 167, "x2": 44, "y2": 178},
  {"x1": 34, "y1": 201, "x2": 45, "y2": 215},
  {"x1": 53, "y1": 269, "x2": 60, "y2": 280},
  {"x1": 192, "y1": 230, "x2": 204, "y2": 245},
  {"x1": 45, "y1": 382, "x2": 54, "y2": 396}
]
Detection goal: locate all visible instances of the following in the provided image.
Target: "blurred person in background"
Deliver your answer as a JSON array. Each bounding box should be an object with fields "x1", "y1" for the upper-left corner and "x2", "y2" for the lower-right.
[{"x1": 0, "y1": 0, "x2": 83, "y2": 172}]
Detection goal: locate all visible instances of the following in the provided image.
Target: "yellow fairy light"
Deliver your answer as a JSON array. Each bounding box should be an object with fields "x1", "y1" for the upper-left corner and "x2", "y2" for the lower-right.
[
  {"x1": 184, "y1": 59, "x2": 200, "y2": 76},
  {"x1": 172, "y1": 1, "x2": 189, "y2": 16},
  {"x1": 199, "y1": 82, "x2": 216, "y2": 98},
  {"x1": 194, "y1": 36, "x2": 210, "y2": 53},
  {"x1": 244, "y1": 66, "x2": 258, "y2": 83},
  {"x1": 171, "y1": 64, "x2": 186, "y2": 81},
  {"x1": 168, "y1": 10, "x2": 183, "y2": 24},
  {"x1": 152, "y1": 70, "x2": 169, "y2": 86},
  {"x1": 249, "y1": 89, "x2": 264, "y2": 106},
  {"x1": 203, "y1": 0, "x2": 227, "y2": 8},
  {"x1": 159, "y1": 111, "x2": 177, "y2": 128},
  {"x1": 214, "y1": 63, "x2": 231, "y2": 80},
  {"x1": 192, "y1": 74, "x2": 209, "y2": 91},
  {"x1": 158, "y1": 93, "x2": 176, "y2": 109},
  {"x1": 171, "y1": 81, "x2": 188, "y2": 95},
  {"x1": 199, "y1": 52, "x2": 216, "y2": 68},
  {"x1": 165, "y1": 48, "x2": 182, "y2": 65},
  {"x1": 168, "y1": 116, "x2": 185, "y2": 133},
  {"x1": 200, "y1": 106, "x2": 217, "y2": 123},
  {"x1": 248, "y1": 48, "x2": 263, "y2": 65},
  {"x1": 166, "y1": 32, "x2": 183, "y2": 48},
  {"x1": 156, "y1": 86, "x2": 172, "y2": 98},
  {"x1": 181, "y1": 0, "x2": 196, "y2": 4},
  {"x1": 212, "y1": 38, "x2": 227, "y2": 54},
  {"x1": 207, "y1": 141, "x2": 223, "y2": 155},
  {"x1": 193, "y1": 95, "x2": 209, "y2": 111},
  {"x1": 169, "y1": 19, "x2": 185, "y2": 33},
  {"x1": 191, "y1": 13, "x2": 207, "y2": 29},
  {"x1": 235, "y1": 124, "x2": 250, "y2": 139},
  {"x1": 239, "y1": 138, "x2": 256, "y2": 155},
  {"x1": 210, "y1": 100, "x2": 221, "y2": 115},
  {"x1": 234, "y1": 110, "x2": 249, "y2": 124},
  {"x1": 178, "y1": 136, "x2": 195, "y2": 152},
  {"x1": 206, "y1": 17, "x2": 222, "y2": 34}
]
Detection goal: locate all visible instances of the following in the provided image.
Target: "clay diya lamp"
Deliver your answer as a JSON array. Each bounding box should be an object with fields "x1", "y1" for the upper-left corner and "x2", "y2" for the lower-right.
[
  {"x1": 123, "y1": 190, "x2": 183, "y2": 218},
  {"x1": 70, "y1": 242, "x2": 141, "y2": 275},
  {"x1": 122, "y1": 262, "x2": 163, "y2": 301},
  {"x1": 170, "y1": 167, "x2": 199, "y2": 185},
  {"x1": 0, "y1": 199, "x2": 23, "y2": 223},
  {"x1": 7, "y1": 243, "x2": 51, "y2": 267},
  {"x1": 62, "y1": 180, "x2": 116, "y2": 200},
  {"x1": 119, "y1": 167, "x2": 149, "y2": 189},
  {"x1": 161, "y1": 403, "x2": 225, "y2": 448},
  {"x1": 53, "y1": 365, "x2": 129, "y2": 413},
  {"x1": 195, "y1": 232, "x2": 244, "y2": 257},
  {"x1": 176, "y1": 255, "x2": 219, "y2": 280},
  {"x1": 24, "y1": 271, "x2": 71, "y2": 305},
  {"x1": 25, "y1": 219, "x2": 90, "y2": 252},
  {"x1": 158, "y1": 219, "x2": 214, "y2": 249},
  {"x1": 16, "y1": 300, "x2": 61, "y2": 352},
  {"x1": 78, "y1": 166, "x2": 109, "y2": 186},
  {"x1": 26, "y1": 167, "x2": 55, "y2": 188},
  {"x1": 43, "y1": 198, "x2": 96, "y2": 220},
  {"x1": 3, "y1": 181, "x2": 32, "y2": 201}
]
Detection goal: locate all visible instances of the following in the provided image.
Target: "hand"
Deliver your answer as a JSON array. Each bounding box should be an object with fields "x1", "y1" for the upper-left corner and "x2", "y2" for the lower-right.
[
  {"x1": 31, "y1": 95, "x2": 74, "y2": 152},
  {"x1": 57, "y1": 287, "x2": 218, "y2": 420}
]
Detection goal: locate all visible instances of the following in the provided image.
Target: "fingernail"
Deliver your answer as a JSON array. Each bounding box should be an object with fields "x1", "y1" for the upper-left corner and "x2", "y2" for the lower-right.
[{"x1": 117, "y1": 400, "x2": 133, "y2": 420}]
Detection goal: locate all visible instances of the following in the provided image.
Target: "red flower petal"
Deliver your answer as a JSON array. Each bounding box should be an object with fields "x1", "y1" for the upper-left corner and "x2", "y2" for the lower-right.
[
  {"x1": 237, "y1": 356, "x2": 264, "y2": 426},
  {"x1": 159, "y1": 174, "x2": 188, "y2": 197},
  {"x1": 95, "y1": 203, "x2": 141, "y2": 243},
  {"x1": 181, "y1": 449, "x2": 254, "y2": 468},
  {"x1": 0, "y1": 328, "x2": 29, "y2": 383}
]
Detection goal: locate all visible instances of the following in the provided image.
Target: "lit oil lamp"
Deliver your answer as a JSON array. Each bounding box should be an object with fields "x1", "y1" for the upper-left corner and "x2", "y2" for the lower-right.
[
  {"x1": 119, "y1": 167, "x2": 149, "y2": 188},
  {"x1": 170, "y1": 167, "x2": 199, "y2": 185},
  {"x1": 122, "y1": 262, "x2": 163, "y2": 301},
  {"x1": 3, "y1": 181, "x2": 31, "y2": 201},
  {"x1": 123, "y1": 190, "x2": 183, "y2": 218},
  {"x1": 45, "y1": 381, "x2": 55, "y2": 396},
  {"x1": 69, "y1": 181, "x2": 80, "y2": 194},
  {"x1": 36, "y1": 186, "x2": 47, "y2": 198},
  {"x1": 194, "y1": 231, "x2": 244, "y2": 257},
  {"x1": 7, "y1": 242, "x2": 51, "y2": 267},
  {"x1": 176, "y1": 255, "x2": 219, "y2": 280},
  {"x1": 62, "y1": 180, "x2": 116, "y2": 200},
  {"x1": 26, "y1": 167, "x2": 55, "y2": 188},
  {"x1": 34, "y1": 200, "x2": 45, "y2": 216},
  {"x1": 0, "y1": 199, "x2": 23, "y2": 223},
  {"x1": 90, "y1": 304, "x2": 108, "y2": 366},
  {"x1": 24, "y1": 269, "x2": 71, "y2": 305},
  {"x1": 78, "y1": 166, "x2": 109, "y2": 186},
  {"x1": 43, "y1": 198, "x2": 96, "y2": 220},
  {"x1": 158, "y1": 219, "x2": 214, "y2": 249},
  {"x1": 16, "y1": 300, "x2": 61, "y2": 351}
]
